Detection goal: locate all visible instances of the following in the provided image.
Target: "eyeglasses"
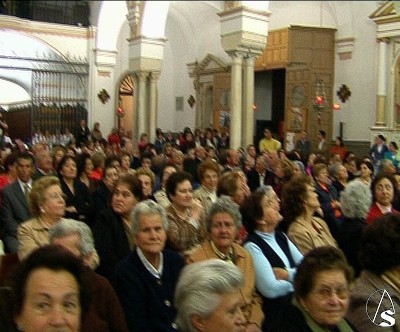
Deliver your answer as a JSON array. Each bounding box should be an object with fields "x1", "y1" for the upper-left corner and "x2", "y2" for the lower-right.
[
  {"x1": 311, "y1": 286, "x2": 349, "y2": 300},
  {"x1": 46, "y1": 193, "x2": 67, "y2": 201}
]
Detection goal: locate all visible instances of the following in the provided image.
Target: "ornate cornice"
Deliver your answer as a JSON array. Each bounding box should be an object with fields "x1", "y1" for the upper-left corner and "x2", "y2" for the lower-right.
[{"x1": 0, "y1": 14, "x2": 95, "y2": 38}]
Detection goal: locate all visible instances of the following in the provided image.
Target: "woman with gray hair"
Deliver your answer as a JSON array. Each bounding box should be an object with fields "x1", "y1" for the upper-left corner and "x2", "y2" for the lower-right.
[
  {"x1": 112, "y1": 199, "x2": 185, "y2": 332},
  {"x1": 336, "y1": 180, "x2": 371, "y2": 277},
  {"x1": 187, "y1": 196, "x2": 264, "y2": 331},
  {"x1": 48, "y1": 219, "x2": 129, "y2": 332},
  {"x1": 175, "y1": 259, "x2": 247, "y2": 332},
  {"x1": 49, "y1": 218, "x2": 97, "y2": 268}
]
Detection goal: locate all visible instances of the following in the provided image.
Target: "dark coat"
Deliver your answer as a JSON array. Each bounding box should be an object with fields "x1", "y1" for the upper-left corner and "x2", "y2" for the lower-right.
[
  {"x1": 91, "y1": 208, "x2": 131, "y2": 281},
  {"x1": 60, "y1": 178, "x2": 95, "y2": 225},
  {"x1": 112, "y1": 249, "x2": 184, "y2": 332},
  {"x1": 83, "y1": 267, "x2": 129, "y2": 332},
  {"x1": 0, "y1": 181, "x2": 32, "y2": 253}
]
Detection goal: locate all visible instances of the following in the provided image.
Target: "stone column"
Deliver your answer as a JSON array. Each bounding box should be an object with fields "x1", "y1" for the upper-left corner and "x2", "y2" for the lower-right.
[
  {"x1": 149, "y1": 71, "x2": 160, "y2": 142},
  {"x1": 137, "y1": 71, "x2": 148, "y2": 138},
  {"x1": 219, "y1": 6, "x2": 270, "y2": 149},
  {"x1": 230, "y1": 53, "x2": 243, "y2": 149},
  {"x1": 128, "y1": 36, "x2": 166, "y2": 139},
  {"x1": 375, "y1": 38, "x2": 389, "y2": 126},
  {"x1": 243, "y1": 55, "x2": 255, "y2": 148}
]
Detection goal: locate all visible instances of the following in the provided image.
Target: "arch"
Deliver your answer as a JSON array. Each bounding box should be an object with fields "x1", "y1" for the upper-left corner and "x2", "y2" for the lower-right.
[
  {"x1": 117, "y1": 71, "x2": 136, "y2": 134},
  {"x1": 95, "y1": 1, "x2": 271, "y2": 58},
  {"x1": 0, "y1": 79, "x2": 30, "y2": 109},
  {"x1": 0, "y1": 30, "x2": 72, "y2": 103}
]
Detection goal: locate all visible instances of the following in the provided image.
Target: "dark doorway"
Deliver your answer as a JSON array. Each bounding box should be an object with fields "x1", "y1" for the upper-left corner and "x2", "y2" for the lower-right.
[{"x1": 254, "y1": 69, "x2": 286, "y2": 150}]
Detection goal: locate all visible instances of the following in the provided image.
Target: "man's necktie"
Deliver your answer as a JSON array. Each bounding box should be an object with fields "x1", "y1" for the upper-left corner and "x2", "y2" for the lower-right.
[{"x1": 24, "y1": 184, "x2": 30, "y2": 201}]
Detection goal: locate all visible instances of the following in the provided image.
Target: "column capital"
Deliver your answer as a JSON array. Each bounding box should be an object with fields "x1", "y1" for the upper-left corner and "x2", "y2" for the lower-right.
[
  {"x1": 227, "y1": 51, "x2": 246, "y2": 60},
  {"x1": 377, "y1": 37, "x2": 390, "y2": 44},
  {"x1": 219, "y1": 6, "x2": 270, "y2": 55},
  {"x1": 136, "y1": 71, "x2": 149, "y2": 81},
  {"x1": 128, "y1": 36, "x2": 167, "y2": 72},
  {"x1": 150, "y1": 71, "x2": 161, "y2": 82}
]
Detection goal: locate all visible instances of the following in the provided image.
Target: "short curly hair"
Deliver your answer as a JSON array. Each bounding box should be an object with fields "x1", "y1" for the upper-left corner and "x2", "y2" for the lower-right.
[
  {"x1": 205, "y1": 196, "x2": 242, "y2": 232},
  {"x1": 281, "y1": 176, "x2": 313, "y2": 221},
  {"x1": 340, "y1": 180, "x2": 372, "y2": 219},
  {"x1": 197, "y1": 159, "x2": 221, "y2": 183},
  {"x1": 29, "y1": 175, "x2": 61, "y2": 217},
  {"x1": 359, "y1": 214, "x2": 400, "y2": 275}
]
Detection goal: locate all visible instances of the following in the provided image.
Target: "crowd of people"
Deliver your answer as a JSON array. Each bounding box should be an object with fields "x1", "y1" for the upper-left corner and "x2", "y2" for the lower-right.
[{"x1": 0, "y1": 123, "x2": 399, "y2": 331}]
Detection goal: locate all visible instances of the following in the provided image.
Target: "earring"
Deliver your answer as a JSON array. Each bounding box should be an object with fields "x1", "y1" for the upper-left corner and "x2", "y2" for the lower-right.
[{"x1": 40, "y1": 207, "x2": 45, "y2": 213}]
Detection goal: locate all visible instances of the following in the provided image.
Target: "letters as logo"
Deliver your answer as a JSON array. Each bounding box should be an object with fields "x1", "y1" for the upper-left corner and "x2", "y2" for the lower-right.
[{"x1": 366, "y1": 289, "x2": 396, "y2": 327}]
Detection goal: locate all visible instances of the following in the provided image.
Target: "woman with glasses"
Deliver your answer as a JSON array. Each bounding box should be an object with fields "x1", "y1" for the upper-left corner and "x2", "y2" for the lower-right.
[
  {"x1": 188, "y1": 196, "x2": 264, "y2": 331},
  {"x1": 240, "y1": 186, "x2": 303, "y2": 331},
  {"x1": 91, "y1": 173, "x2": 143, "y2": 281},
  {"x1": 271, "y1": 246, "x2": 356, "y2": 331}
]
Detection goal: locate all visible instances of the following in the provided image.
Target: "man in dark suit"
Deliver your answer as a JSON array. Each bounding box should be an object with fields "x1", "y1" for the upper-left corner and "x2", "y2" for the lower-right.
[
  {"x1": 31, "y1": 150, "x2": 54, "y2": 181},
  {"x1": 246, "y1": 155, "x2": 275, "y2": 192},
  {"x1": 76, "y1": 119, "x2": 91, "y2": 148},
  {"x1": 0, "y1": 152, "x2": 34, "y2": 253},
  {"x1": 295, "y1": 130, "x2": 311, "y2": 162}
]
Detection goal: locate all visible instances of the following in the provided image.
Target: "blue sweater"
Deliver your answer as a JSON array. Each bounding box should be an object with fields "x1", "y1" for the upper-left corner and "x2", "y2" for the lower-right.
[
  {"x1": 112, "y1": 249, "x2": 185, "y2": 332},
  {"x1": 244, "y1": 230, "x2": 303, "y2": 299}
]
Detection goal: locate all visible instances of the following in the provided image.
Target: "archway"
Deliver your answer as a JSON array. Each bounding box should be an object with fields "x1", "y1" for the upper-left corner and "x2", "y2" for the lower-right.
[{"x1": 118, "y1": 74, "x2": 135, "y2": 137}]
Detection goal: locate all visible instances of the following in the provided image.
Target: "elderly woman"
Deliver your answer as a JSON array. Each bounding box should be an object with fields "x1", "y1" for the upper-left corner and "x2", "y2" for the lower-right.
[
  {"x1": 175, "y1": 259, "x2": 247, "y2": 332},
  {"x1": 17, "y1": 176, "x2": 67, "y2": 260},
  {"x1": 49, "y1": 219, "x2": 129, "y2": 332},
  {"x1": 12, "y1": 245, "x2": 90, "y2": 332},
  {"x1": 331, "y1": 163, "x2": 349, "y2": 195},
  {"x1": 271, "y1": 246, "x2": 356, "y2": 331},
  {"x1": 346, "y1": 214, "x2": 400, "y2": 330},
  {"x1": 112, "y1": 200, "x2": 185, "y2": 332},
  {"x1": 337, "y1": 180, "x2": 371, "y2": 277},
  {"x1": 193, "y1": 159, "x2": 221, "y2": 213},
  {"x1": 241, "y1": 186, "x2": 303, "y2": 331},
  {"x1": 188, "y1": 196, "x2": 264, "y2": 331},
  {"x1": 91, "y1": 173, "x2": 143, "y2": 280},
  {"x1": 17, "y1": 175, "x2": 100, "y2": 267},
  {"x1": 165, "y1": 171, "x2": 205, "y2": 256},
  {"x1": 281, "y1": 176, "x2": 338, "y2": 255},
  {"x1": 134, "y1": 166, "x2": 157, "y2": 201},
  {"x1": 366, "y1": 172, "x2": 400, "y2": 224},
  {"x1": 217, "y1": 170, "x2": 250, "y2": 206}
]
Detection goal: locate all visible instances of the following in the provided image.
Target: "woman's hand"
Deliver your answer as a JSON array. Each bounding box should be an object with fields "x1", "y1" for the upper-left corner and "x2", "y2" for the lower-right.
[
  {"x1": 246, "y1": 323, "x2": 262, "y2": 332},
  {"x1": 191, "y1": 198, "x2": 204, "y2": 220},
  {"x1": 65, "y1": 206, "x2": 77, "y2": 213},
  {"x1": 273, "y1": 267, "x2": 289, "y2": 281}
]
